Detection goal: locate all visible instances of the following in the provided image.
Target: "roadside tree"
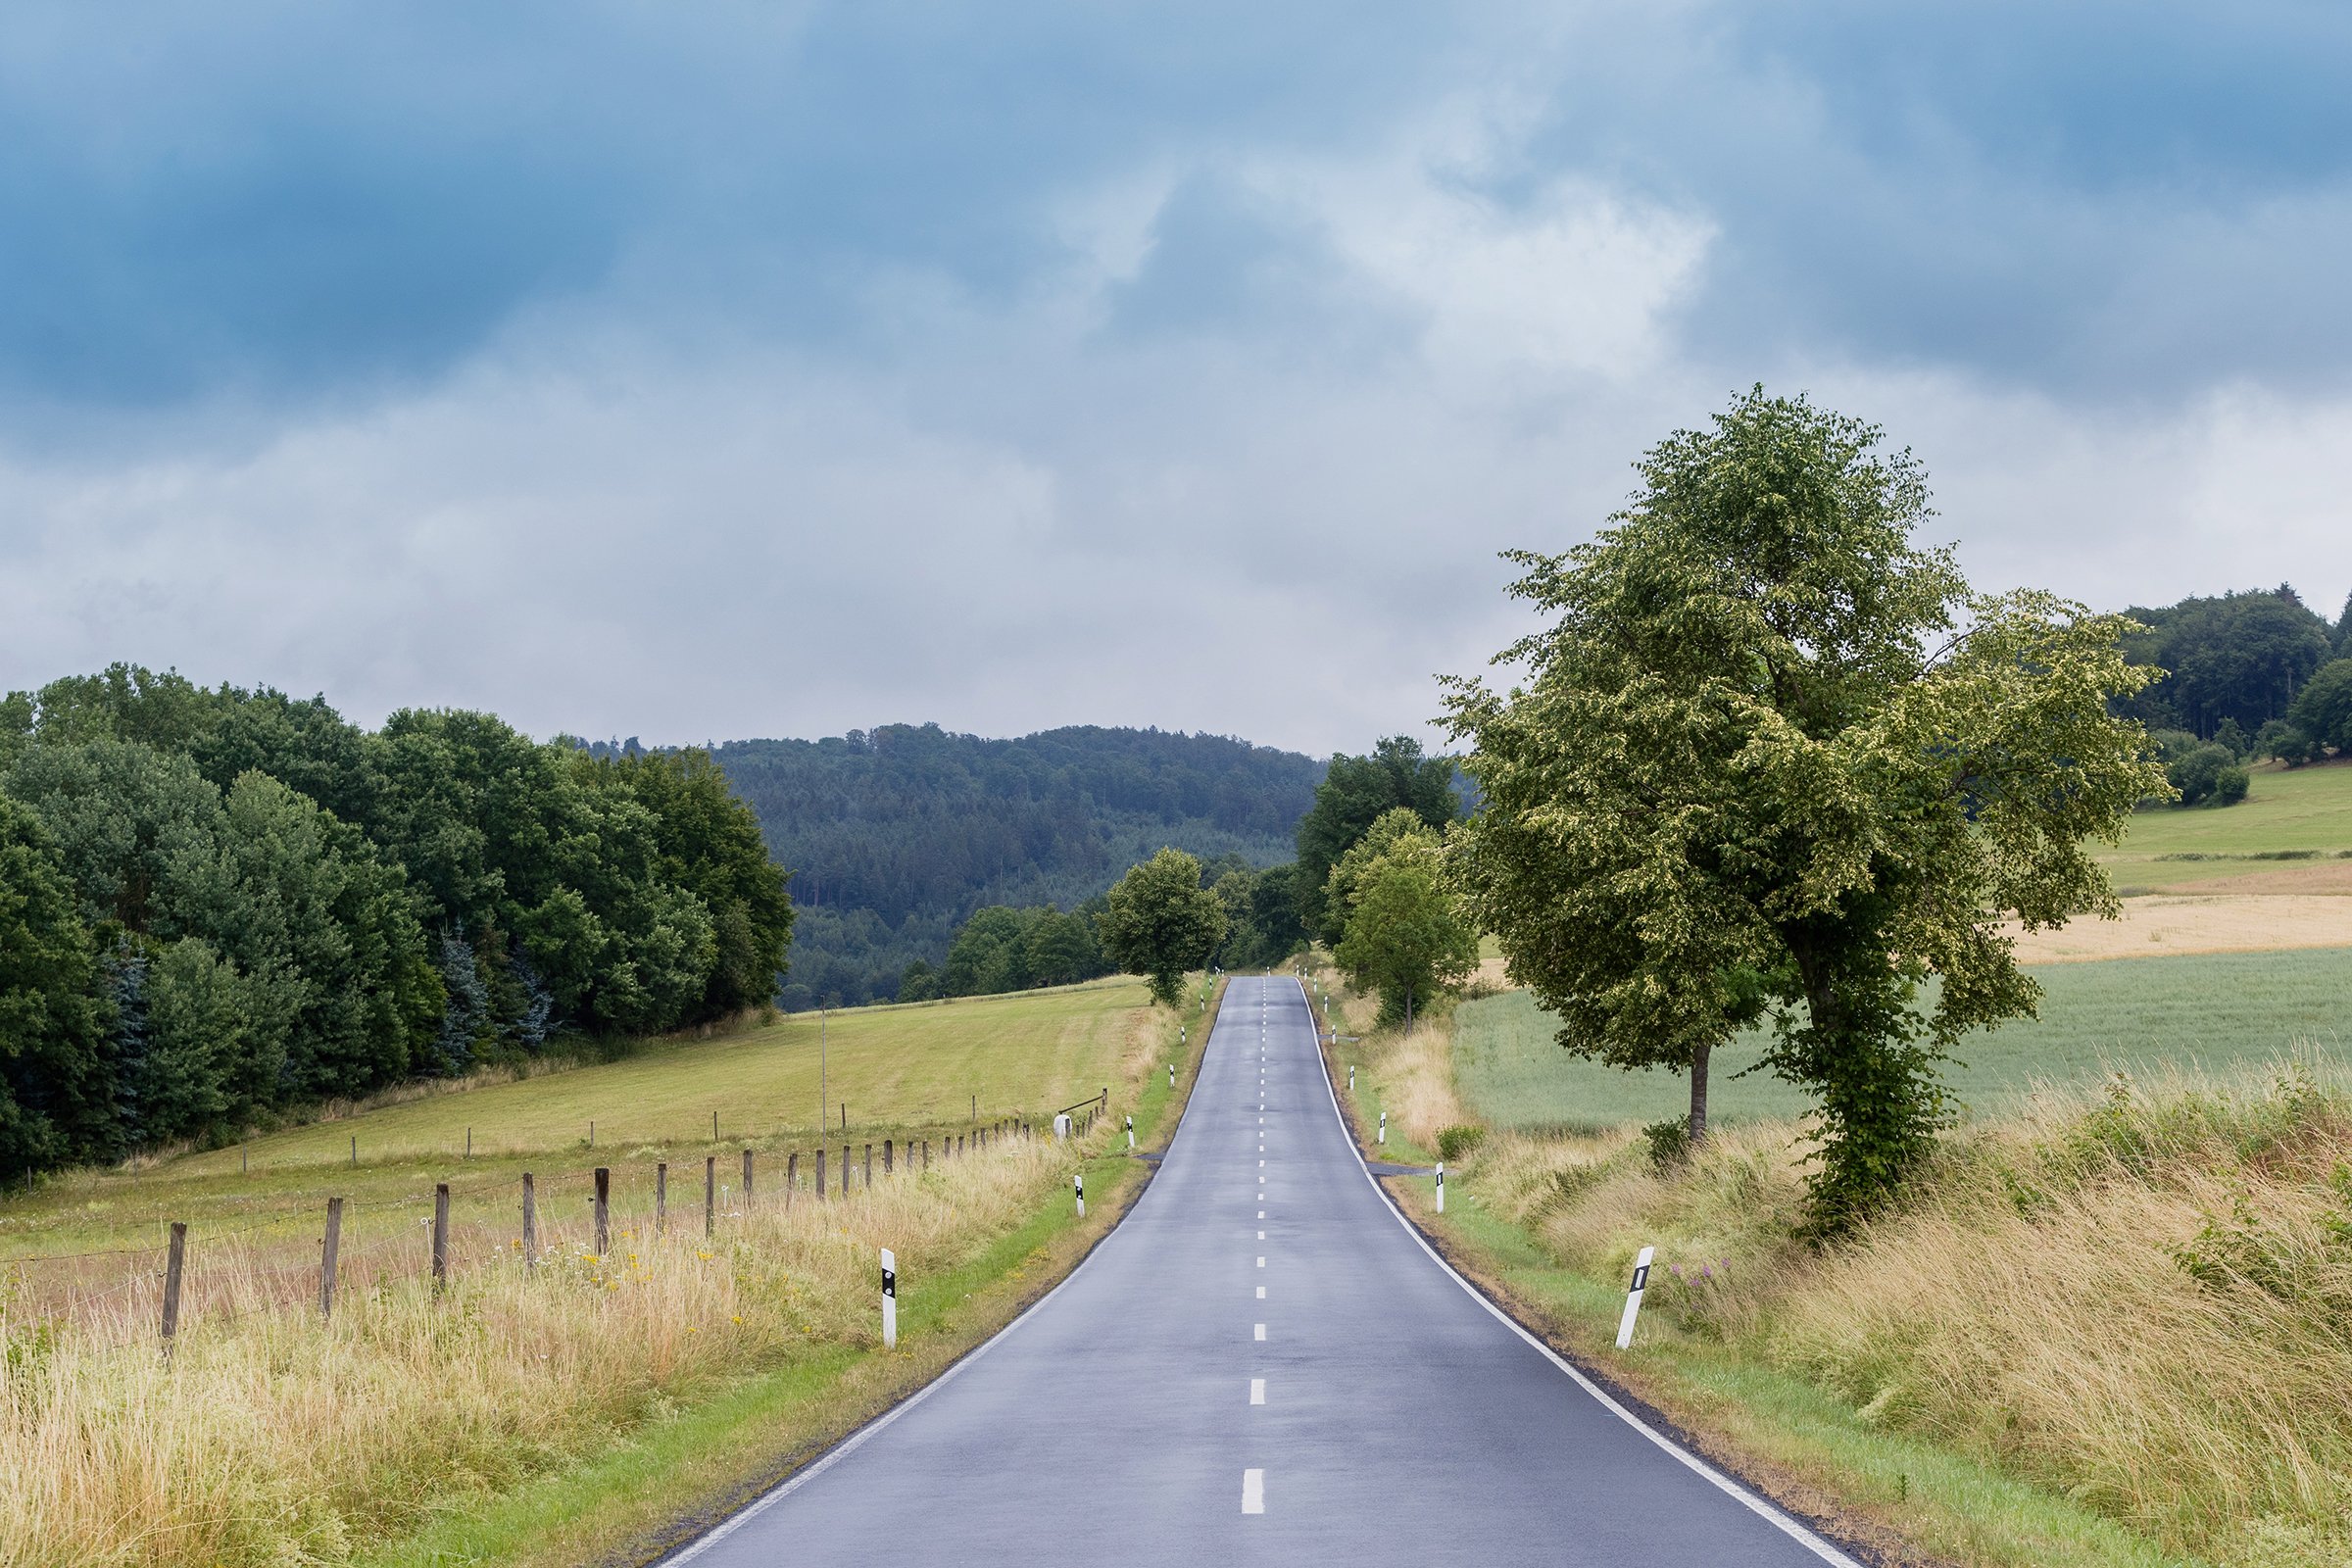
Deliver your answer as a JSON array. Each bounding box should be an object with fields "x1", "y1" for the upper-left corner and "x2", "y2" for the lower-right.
[
  {"x1": 1099, "y1": 848, "x2": 1227, "y2": 1006},
  {"x1": 1445, "y1": 388, "x2": 2164, "y2": 1227},
  {"x1": 1330, "y1": 830, "x2": 1479, "y2": 1026}
]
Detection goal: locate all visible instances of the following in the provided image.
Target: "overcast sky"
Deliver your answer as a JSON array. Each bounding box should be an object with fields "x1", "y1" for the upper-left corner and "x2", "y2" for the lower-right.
[{"x1": 3, "y1": 1, "x2": 2348, "y2": 759}]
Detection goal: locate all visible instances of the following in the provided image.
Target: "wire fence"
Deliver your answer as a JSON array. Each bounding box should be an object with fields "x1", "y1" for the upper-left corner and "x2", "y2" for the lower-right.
[{"x1": 0, "y1": 1100, "x2": 1106, "y2": 1344}]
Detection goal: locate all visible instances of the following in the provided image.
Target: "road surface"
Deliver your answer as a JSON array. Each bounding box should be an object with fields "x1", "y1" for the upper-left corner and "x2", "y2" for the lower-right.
[{"x1": 669, "y1": 975, "x2": 1856, "y2": 1565}]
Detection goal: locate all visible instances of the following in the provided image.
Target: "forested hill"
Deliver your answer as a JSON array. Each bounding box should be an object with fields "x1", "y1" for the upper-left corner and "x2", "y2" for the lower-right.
[{"x1": 705, "y1": 724, "x2": 1323, "y2": 1007}]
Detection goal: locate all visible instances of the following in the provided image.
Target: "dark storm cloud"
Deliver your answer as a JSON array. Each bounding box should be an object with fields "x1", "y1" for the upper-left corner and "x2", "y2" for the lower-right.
[{"x1": 0, "y1": 1, "x2": 2347, "y2": 753}]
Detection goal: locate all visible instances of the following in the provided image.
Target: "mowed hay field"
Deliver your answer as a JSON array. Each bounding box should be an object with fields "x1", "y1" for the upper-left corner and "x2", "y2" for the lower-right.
[
  {"x1": 2100, "y1": 758, "x2": 2352, "y2": 894},
  {"x1": 1, "y1": 977, "x2": 1160, "y2": 1261},
  {"x1": 0, "y1": 975, "x2": 1208, "y2": 1568}
]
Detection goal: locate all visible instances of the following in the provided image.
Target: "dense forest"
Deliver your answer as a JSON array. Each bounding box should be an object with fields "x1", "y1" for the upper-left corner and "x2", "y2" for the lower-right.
[
  {"x1": 0, "y1": 666, "x2": 791, "y2": 1179},
  {"x1": 701, "y1": 724, "x2": 1322, "y2": 1006},
  {"x1": 2114, "y1": 587, "x2": 2352, "y2": 798}
]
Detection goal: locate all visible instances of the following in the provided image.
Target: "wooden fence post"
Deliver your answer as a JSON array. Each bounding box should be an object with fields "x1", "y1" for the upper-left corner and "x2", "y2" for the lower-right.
[
  {"x1": 160, "y1": 1221, "x2": 186, "y2": 1350},
  {"x1": 884, "y1": 1138, "x2": 893, "y2": 1175},
  {"x1": 840, "y1": 1145, "x2": 849, "y2": 1199},
  {"x1": 815, "y1": 1148, "x2": 826, "y2": 1202},
  {"x1": 350, "y1": 1135, "x2": 357, "y2": 1168},
  {"x1": 787, "y1": 1151, "x2": 799, "y2": 1210},
  {"x1": 466, "y1": 1127, "x2": 472, "y2": 1159},
  {"x1": 432, "y1": 1185, "x2": 450, "y2": 1293},
  {"x1": 864, "y1": 1144, "x2": 872, "y2": 1191},
  {"x1": 657, "y1": 1161, "x2": 667, "y2": 1234},
  {"x1": 320, "y1": 1198, "x2": 343, "y2": 1316},
  {"x1": 704, "y1": 1156, "x2": 715, "y2": 1238},
  {"x1": 922, "y1": 1139, "x2": 929, "y2": 1169},
  {"x1": 593, "y1": 1168, "x2": 611, "y2": 1256},
  {"x1": 742, "y1": 1148, "x2": 754, "y2": 1201},
  {"x1": 522, "y1": 1173, "x2": 538, "y2": 1267}
]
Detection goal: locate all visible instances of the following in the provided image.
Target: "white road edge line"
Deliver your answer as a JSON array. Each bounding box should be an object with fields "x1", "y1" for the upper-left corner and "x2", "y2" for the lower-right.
[{"x1": 1294, "y1": 977, "x2": 1864, "y2": 1568}]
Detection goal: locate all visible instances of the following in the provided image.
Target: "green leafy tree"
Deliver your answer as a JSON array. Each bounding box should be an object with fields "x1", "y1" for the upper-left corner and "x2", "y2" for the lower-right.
[
  {"x1": 1099, "y1": 848, "x2": 1227, "y2": 1005},
  {"x1": 1023, "y1": 908, "x2": 1102, "y2": 987},
  {"x1": 1330, "y1": 831, "x2": 1478, "y2": 1025},
  {"x1": 1320, "y1": 808, "x2": 1432, "y2": 948},
  {"x1": 1295, "y1": 737, "x2": 1458, "y2": 939},
  {"x1": 2284, "y1": 658, "x2": 2352, "y2": 758},
  {"x1": 0, "y1": 797, "x2": 110, "y2": 1177},
  {"x1": 2117, "y1": 588, "x2": 2332, "y2": 738},
  {"x1": 896, "y1": 957, "x2": 941, "y2": 1002},
  {"x1": 1446, "y1": 388, "x2": 2165, "y2": 1226}
]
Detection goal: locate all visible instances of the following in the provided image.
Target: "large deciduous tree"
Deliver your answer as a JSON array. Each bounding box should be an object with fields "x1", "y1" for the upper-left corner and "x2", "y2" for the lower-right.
[
  {"x1": 1445, "y1": 388, "x2": 2164, "y2": 1227},
  {"x1": 1328, "y1": 820, "x2": 1479, "y2": 1026},
  {"x1": 1294, "y1": 737, "x2": 1459, "y2": 940},
  {"x1": 1099, "y1": 848, "x2": 1227, "y2": 1006}
]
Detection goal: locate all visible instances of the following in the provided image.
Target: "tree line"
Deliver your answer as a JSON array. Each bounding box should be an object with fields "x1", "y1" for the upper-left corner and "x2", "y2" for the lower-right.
[
  {"x1": 0, "y1": 667, "x2": 791, "y2": 1179},
  {"x1": 708, "y1": 723, "x2": 1320, "y2": 1007},
  {"x1": 2118, "y1": 586, "x2": 2352, "y2": 786}
]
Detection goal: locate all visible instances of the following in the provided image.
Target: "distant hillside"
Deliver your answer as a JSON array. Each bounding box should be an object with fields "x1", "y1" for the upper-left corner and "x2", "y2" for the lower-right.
[{"x1": 707, "y1": 724, "x2": 1323, "y2": 1006}]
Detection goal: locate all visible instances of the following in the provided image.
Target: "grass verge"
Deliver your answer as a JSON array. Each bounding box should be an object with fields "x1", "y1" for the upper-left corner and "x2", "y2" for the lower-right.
[
  {"x1": 1315, "y1": 961, "x2": 2331, "y2": 1568},
  {"x1": 1, "y1": 975, "x2": 1225, "y2": 1568}
]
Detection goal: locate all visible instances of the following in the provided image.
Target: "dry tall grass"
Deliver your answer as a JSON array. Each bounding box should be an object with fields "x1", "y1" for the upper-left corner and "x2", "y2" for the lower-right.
[
  {"x1": 0, "y1": 1137, "x2": 1082, "y2": 1567},
  {"x1": 1, "y1": 982, "x2": 1204, "y2": 1567},
  {"x1": 1455, "y1": 1064, "x2": 2352, "y2": 1568}
]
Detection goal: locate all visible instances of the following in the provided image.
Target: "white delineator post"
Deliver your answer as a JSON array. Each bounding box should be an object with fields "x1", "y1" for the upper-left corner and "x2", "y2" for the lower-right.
[
  {"x1": 1348, "y1": 1065, "x2": 1354, "y2": 1092},
  {"x1": 1435, "y1": 1160, "x2": 1445, "y2": 1213},
  {"x1": 1169, "y1": 1063, "x2": 1176, "y2": 1088},
  {"x1": 1075, "y1": 1173, "x2": 1086, "y2": 1218},
  {"x1": 1615, "y1": 1245, "x2": 1655, "y2": 1349},
  {"x1": 1125, "y1": 1115, "x2": 1135, "y2": 1151},
  {"x1": 1054, "y1": 1112, "x2": 1072, "y2": 1142},
  {"x1": 880, "y1": 1249, "x2": 898, "y2": 1349},
  {"x1": 1378, "y1": 1110, "x2": 1386, "y2": 1146}
]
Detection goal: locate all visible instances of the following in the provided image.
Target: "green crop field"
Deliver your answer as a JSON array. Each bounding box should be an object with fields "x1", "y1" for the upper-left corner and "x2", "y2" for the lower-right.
[
  {"x1": 1454, "y1": 946, "x2": 2352, "y2": 1131},
  {"x1": 0, "y1": 977, "x2": 1171, "y2": 1260},
  {"x1": 2101, "y1": 759, "x2": 2352, "y2": 890}
]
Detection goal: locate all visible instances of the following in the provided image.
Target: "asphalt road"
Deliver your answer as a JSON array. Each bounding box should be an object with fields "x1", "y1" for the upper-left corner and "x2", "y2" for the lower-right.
[{"x1": 669, "y1": 975, "x2": 1857, "y2": 1566}]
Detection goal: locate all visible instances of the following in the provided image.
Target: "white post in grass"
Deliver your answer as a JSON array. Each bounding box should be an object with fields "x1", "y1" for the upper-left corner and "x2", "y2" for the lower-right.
[
  {"x1": 1615, "y1": 1245, "x2": 1655, "y2": 1349},
  {"x1": 1075, "y1": 1172, "x2": 1086, "y2": 1218},
  {"x1": 1169, "y1": 1063, "x2": 1176, "y2": 1088},
  {"x1": 1125, "y1": 1115, "x2": 1135, "y2": 1151},
  {"x1": 1435, "y1": 1160, "x2": 1445, "y2": 1213},
  {"x1": 880, "y1": 1248, "x2": 898, "y2": 1349},
  {"x1": 1054, "y1": 1112, "x2": 1072, "y2": 1142},
  {"x1": 1348, "y1": 1065, "x2": 1354, "y2": 1093},
  {"x1": 1378, "y1": 1110, "x2": 1386, "y2": 1147}
]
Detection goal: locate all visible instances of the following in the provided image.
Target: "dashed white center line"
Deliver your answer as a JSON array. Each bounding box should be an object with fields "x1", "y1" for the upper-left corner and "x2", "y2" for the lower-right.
[
  {"x1": 1242, "y1": 1469, "x2": 1264, "y2": 1513},
  {"x1": 1250, "y1": 1378, "x2": 1266, "y2": 1405},
  {"x1": 1255, "y1": 1285, "x2": 1265, "y2": 1298},
  {"x1": 1256, "y1": 1256, "x2": 1265, "y2": 1268},
  {"x1": 1254, "y1": 1322, "x2": 1266, "y2": 1340}
]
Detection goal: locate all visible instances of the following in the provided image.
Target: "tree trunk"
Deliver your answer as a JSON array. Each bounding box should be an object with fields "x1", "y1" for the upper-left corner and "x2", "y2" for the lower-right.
[{"x1": 1688, "y1": 1038, "x2": 1711, "y2": 1146}]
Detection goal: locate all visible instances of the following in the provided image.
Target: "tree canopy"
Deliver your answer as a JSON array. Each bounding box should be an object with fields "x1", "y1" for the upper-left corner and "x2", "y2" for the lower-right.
[
  {"x1": 1446, "y1": 389, "x2": 2164, "y2": 1226},
  {"x1": 2117, "y1": 588, "x2": 2333, "y2": 741},
  {"x1": 1098, "y1": 848, "x2": 1228, "y2": 1006},
  {"x1": 1327, "y1": 816, "x2": 1479, "y2": 1024},
  {"x1": 0, "y1": 666, "x2": 793, "y2": 1180},
  {"x1": 1293, "y1": 736, "x2": 1458, "y2": 940}
]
